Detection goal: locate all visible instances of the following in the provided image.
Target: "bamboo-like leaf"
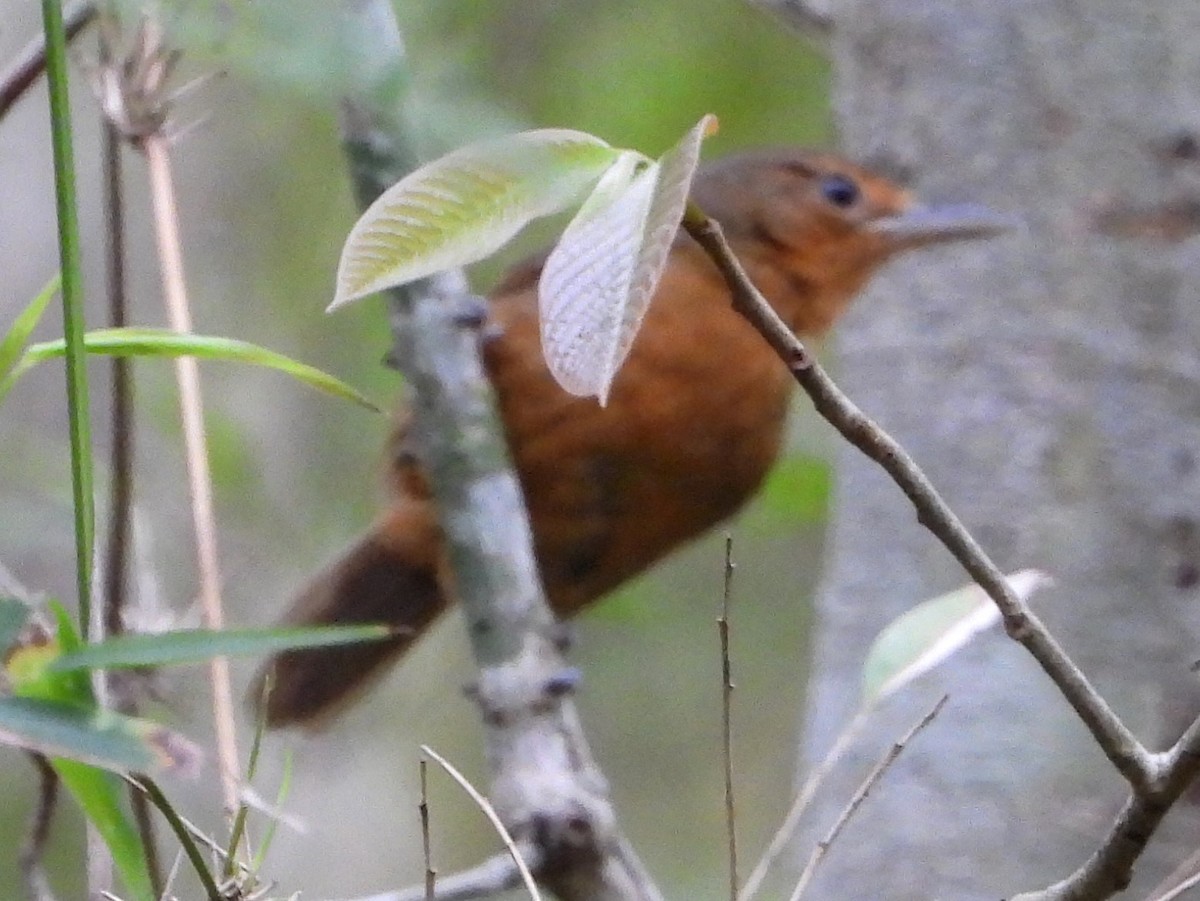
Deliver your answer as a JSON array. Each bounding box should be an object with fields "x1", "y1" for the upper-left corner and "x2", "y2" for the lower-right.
[
  {"x1": 0, "y1": 274, "x2": 59, "y2": 383},
  {"x1": 861, "y1": 569, "x2": 1052, "y2": 705},
  {"x1": 49, "y1": 623, "x2": 394, "y2": 671},
  {"x1": 0, "y1": 696, "x2": 201, "y2": 776},
  {"x1": 332, "y1": 129, "x2": 620, "y2": 308},
  {"x1": 56, "y1": 760, "x2": 156, "y2": 901},
  {"x1": 4, "y1": 601, "x2": 176, "y2": 899},
  {"x1": 538, "y1": 115, "x2": 716, "y2": 403},
  {"x1": 0, "y1": 327, "x2": 380, "y2": 412}
]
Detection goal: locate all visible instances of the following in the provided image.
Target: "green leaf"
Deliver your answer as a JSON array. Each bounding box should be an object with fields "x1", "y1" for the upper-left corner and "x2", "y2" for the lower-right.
[
  {"x1": 0, "y1": 273, "x2": 59, "y2": 384},
  {"x1": 0, "y1": 696, "x2": 201, "y2": 776},
  {"x1": 0, "y1": 327, "x2": 381, "y2": 412},
  {"x1": 6, "y1": 602, "x2": 92, "y2": 705},
  {"x1": 49, "y1": 624, "x2": 395, "y2": 672},
  {"x1": 332, "y1": 128, "x2": 621, "y2": 308},
  {"x1": 55, "y1": 759, "x2": 156, "y2": 901},
  {"x1": 0, "y1": 597, "x2": 30, "y2": 655},
  {"x1": 861, "y1": 569, "x2": 1051, "y2": 706},
  {"x1": 539, "y1": 114, "x2": 716, "y2": 403}
]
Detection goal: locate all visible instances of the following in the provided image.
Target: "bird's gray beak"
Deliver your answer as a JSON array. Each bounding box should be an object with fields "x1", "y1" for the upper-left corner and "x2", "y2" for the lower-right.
[{"x1": 869, "y1": 203, "x2": 1017, "y2": 251}]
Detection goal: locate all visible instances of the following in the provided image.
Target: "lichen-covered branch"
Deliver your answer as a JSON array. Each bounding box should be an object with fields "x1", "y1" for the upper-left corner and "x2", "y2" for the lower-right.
[{"x1": 336, "y1": 3, "x2": 663, "y2": 899}]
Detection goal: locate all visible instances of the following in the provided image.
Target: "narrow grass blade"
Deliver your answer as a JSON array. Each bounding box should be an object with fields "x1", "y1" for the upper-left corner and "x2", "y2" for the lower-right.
[
  {"x1": 0, "y1": 273, "x2": 59, "y2": 382},
  {"x1": 49, "y1": 623, "x2": 394, "y2": 671},
  {"x1": 56, "y1": 760, "x2": 156, "y2": 901},
  {"x1": 0, "y1": 327, "x2": 380, "y2": 412}
]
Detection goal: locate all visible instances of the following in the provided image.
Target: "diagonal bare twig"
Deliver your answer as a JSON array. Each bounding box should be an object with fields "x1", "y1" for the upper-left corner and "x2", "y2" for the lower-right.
[
  {"x1": 89, "y1": 15, "x2": 242, "y2": 820},
  {"x1": 738, "y1": 710, "x2": 869, "y2": 901},
  {"x1": 683, "y1": 202, "x2": 1200, "y2": 901},
  {"x1": 682, "y1": 204, "x2": 1154, "y2": 792},
  {"x1": 788, "y1": 695, "x2": 948, "y2": 901},
  {"x1": 0, "y1": 1, "x2": 96, "y2": 122}
]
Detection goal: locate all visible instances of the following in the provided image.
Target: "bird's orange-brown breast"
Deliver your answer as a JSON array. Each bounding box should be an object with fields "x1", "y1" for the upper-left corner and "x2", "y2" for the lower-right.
[{"x1": 482, "y1": 238, "x2": 794, "y2": 614}]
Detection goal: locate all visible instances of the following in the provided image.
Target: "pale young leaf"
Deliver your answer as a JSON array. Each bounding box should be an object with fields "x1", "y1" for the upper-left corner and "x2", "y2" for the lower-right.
[
  {"x1": 861, "y1": 569, "x2": 1053, "y2": 706},
  {"x1": 332, "y1": 129, "x2": 619, "y2": 309},
  {"x1": 538, "y1": 114, "x2": 717, "y2": 403}
]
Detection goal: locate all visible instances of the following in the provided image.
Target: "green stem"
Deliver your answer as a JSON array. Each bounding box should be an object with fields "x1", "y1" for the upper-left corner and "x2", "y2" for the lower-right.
[
  {"x1": 40, "y1": 0, "x2": 95, "y2": 637},
  {"x1": 136, "y1": 778, "x2": 222, "y2": 901}
]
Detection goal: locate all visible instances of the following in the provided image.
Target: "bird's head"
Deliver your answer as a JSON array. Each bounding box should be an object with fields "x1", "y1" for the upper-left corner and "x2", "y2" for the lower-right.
[{"x1": 691, "y1": 150, "x2": 1011, "y2": 333}]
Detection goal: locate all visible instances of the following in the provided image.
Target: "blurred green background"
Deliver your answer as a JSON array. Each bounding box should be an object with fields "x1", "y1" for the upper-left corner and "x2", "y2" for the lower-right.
[{"x1": 0, "y1": 2, "x2": 834, "y2": 897}]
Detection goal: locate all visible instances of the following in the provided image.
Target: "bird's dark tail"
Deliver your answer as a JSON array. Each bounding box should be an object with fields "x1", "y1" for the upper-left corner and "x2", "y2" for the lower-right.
[{"x1": 253, "y1": 503, "x2": 448, "y2": 728}]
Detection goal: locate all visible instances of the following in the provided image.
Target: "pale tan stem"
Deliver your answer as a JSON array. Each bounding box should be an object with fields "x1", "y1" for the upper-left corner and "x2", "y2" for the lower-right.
[{"x1": 143, "y1": 133, "x2": 240, "y2": 817}]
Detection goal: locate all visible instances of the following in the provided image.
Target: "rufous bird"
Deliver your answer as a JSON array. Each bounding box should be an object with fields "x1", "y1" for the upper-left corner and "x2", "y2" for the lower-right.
[{"x1": 259, "y1": 149, "x2": 1005, "y2": 727}]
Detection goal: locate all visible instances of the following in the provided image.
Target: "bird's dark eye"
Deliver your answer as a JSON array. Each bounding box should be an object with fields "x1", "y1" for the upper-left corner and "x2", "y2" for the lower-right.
[{"x1": 820, "y1": 174, "x2": 860, "y2": 208}]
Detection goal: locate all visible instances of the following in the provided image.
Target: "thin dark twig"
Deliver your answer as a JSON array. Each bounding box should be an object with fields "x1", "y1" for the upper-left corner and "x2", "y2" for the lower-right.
[
  {"x1": 0, "y1": 1, "x2": 96, "y2": 121},
  {"x1": 98, "y1": 24, "x2": 160, "y2": 891},
  {"x1": 720, "y1": 534, "x2": 739, "y2": 901},
  {"x1": 681, "y1": 204, "x2": 1154, "y2": 792},
  {"x1": 19, "y1": 753, "x2": 59, "y2": 901},
  {"x1": 788, "y1": 695, "x2": 948, "y2": 901},
  {"x1": 100, "y1": 98, "x2": 133, "y2": 653},
  {"x1": 421, "y1": 758, "x2": 436, "y2": 901}
]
